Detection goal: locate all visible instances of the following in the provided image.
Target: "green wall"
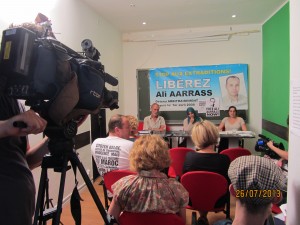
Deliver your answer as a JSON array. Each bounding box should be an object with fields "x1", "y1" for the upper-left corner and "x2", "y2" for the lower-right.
[{"x1": 262, "y1": 3, "x2": 289, "y2": 148}]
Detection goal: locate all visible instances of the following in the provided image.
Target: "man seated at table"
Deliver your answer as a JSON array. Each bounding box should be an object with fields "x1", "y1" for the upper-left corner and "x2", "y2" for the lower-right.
[{"x1": 143, "y1": 103, "x2": 166, "y2": 131}]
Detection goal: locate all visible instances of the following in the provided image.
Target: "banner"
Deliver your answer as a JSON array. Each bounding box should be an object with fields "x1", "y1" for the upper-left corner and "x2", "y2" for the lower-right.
[{"x1": 149, "y1": 64, "x2": 248, "y2": 117}]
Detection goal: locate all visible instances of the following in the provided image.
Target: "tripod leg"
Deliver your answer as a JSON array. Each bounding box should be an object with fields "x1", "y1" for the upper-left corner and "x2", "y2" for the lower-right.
[
  {"x1": 70, "y1": 153, "x2": 110, "y2": 225},
  {"x1": 33, "y1": 166, "x2": 48, "y2": 225},
  {"x1": 53, "y1": 156, "x2": 69, "y2": 225}
]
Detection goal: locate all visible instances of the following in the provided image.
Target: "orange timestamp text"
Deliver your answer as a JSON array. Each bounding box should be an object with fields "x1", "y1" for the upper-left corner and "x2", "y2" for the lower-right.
[{"x1": 235, "y1": 189, "x2": 281, "y2": 198}]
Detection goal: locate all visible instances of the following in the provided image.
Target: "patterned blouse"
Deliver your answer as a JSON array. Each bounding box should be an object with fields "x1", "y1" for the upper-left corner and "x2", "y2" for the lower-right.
[{"x1": 112, "y1": 170, "x2": 189, "y2": 214}]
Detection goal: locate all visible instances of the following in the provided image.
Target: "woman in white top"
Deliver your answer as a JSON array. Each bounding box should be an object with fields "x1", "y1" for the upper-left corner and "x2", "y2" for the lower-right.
[
  {"x1": 218, "y1": 106, "x2": 247, "y2": 153},
  {"x1": 218, "y1": 106, "x2": 247, "y2": 131}
]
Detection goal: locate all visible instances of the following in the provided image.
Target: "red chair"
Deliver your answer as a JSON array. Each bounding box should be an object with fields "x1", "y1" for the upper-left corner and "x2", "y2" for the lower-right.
[
  {"x1": 119, "y1": 211, "x2": 185, "y2": 225},
  {"x1": 220, "y1": 147, "x2": 251, "y2": 162},
  {"x1": 181, "y1": 171, "x2": 231, "y2": 225},
  {"x1": 168, "y1": 147, "x2": 194, "y2": 180},
  {"x1": 271, "y1": 204, "x2": 282, "y2": 214},
  {"x1": 138, "y1": 121, "x2": 144, "y2": 131},
  {"x1": 166, "y1": 125, "x2": 171, "y2": 131},
  {"x1": 102, "y1": 170, "x2": 136, "y2": 209}
]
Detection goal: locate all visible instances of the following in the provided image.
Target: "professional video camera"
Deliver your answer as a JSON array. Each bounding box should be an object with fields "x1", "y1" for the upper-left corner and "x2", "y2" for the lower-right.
[
  {"x1": 0, "y1": 25, "x2": 119, "y2": 142},
  {"x1": 0, "y1": 19, "x2": 118, "y2": 225},
  {"x1": 255, "y1": 134, "x2": 284, "y2": 159}
]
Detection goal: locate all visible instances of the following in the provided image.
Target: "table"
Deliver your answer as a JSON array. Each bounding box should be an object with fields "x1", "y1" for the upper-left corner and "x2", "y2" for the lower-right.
[
  {"x1": 219, "y1": 131, "x2": 256, "y2": 148},
  {"x1": 138, "y1": 130, "x2": 190, "y2": 148},
  {"x1": 138, "y1": 130, "x2": 256, "y2": 149}
]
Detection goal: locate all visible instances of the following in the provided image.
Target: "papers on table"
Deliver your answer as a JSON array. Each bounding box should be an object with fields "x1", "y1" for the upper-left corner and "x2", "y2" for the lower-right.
[{"x1": 219, "y1": 131, "x2": 256, "y2": 138}]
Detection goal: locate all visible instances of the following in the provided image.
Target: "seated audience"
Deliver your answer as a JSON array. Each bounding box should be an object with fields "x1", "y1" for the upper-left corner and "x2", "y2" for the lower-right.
[
  {"x1": 218, "y1": 106, "x2": 247, "y2": 152},
  {"x1": 126, "y1": 115, "x2": 139, "y2": 141},
  {"x1": 226, "y1": 155, "x2": 286, "y2": 225},
  {"x1": 143, "y1": 103, "x2": 166, "y2": 131},
  {"x1": 108, "y1": 135, "x2": 189, "y2": 223},
  {"x1": 182, "y1": 120, "x2": 231, "y2": 225},
  {"x1": 91, "y1": 114, "x2": 133, "y2": 176}
]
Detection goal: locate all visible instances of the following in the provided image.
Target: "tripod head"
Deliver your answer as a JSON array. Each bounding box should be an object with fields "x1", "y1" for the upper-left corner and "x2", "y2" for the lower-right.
[{"x1": 44, "y1": 120, "x2": 78, "y2": 156}]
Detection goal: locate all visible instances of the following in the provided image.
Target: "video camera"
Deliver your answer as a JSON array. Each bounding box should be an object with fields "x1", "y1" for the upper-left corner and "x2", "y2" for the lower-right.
[
  {"x1": 0, "y1": 26, "x2": 119, "y2": 129},
  {"x1": 255, "y1": 134, "x2": 284, "y2": 159}
]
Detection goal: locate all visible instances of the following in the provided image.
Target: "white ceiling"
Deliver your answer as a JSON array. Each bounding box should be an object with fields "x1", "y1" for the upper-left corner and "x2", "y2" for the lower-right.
[{"x1": 81, "y1": 0, "x2": 287, "y2": 33}]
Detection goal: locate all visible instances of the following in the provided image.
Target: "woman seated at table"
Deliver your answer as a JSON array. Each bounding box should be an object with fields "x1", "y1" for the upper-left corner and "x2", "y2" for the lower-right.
[
  {"x1": 218, "y1": 105, "x2": 247, "y2": 131},
  {"x1": 183, "y1": 107, "x2": 203, "y2": 134},
  {"x1": 108, "y1": 135, "x2": 189, "y2": 223},
  {"x1": 179, "y1": 107, "x2": 202, "y2": 147},
  {"x1": 182, "y1": 120, "x2": 230, "y2": 225},
  {"x1": 217, "y1": 106, "x2": 247, "y2": 152}
]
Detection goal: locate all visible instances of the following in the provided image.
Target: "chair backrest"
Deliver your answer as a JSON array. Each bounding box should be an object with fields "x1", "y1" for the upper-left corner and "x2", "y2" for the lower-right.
[
  {"x1": 219, "y1": 147, "x2": 251, "y2": 162},
  {"x1": 168, "y1": 147, "x2": 194, "y2": 178},
  {"x1": 166, "y1": 125, "x2": 171, "y2": 131},
  {"x1": 138, "y1": 121, "x2": 144, "y2": 131},
  {"x1": 119, "y1": 212, "x2": 185, "y2": 225},
  {"x1": 181, "y1": 171, "x2": 229, "y2": 212},
  {"x1": 103, "y1": 169, "x2": 136, "y2": 193}
]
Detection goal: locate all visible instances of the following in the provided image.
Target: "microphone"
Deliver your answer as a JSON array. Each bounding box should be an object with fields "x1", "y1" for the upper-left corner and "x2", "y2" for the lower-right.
[{"x1": 103, "y1": 72, "x2": 118, "y2": 86}]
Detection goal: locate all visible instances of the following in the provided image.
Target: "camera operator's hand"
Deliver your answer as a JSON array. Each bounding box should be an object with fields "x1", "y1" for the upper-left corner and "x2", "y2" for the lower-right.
[
  {"x1": 267, "y1": 140, "x2": 289, "y2": 161},
  {"x1": 0, "y1": 110, "x2": 47, "y2": 138},
  {"x1": 267, "y1": 140, "x2": 275, "y2": 149}
]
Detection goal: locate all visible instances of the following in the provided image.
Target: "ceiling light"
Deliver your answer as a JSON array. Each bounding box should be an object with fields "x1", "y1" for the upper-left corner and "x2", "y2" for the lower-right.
[
  {"x1": 130, "y1": 3, "x2": 135, "y2": 7},
  {"x1": 142, "y1": 22, "x2": 146, "y2": 25},
  {"x1": 232, "y1": 14, "x2": 236, "y2": 18}
]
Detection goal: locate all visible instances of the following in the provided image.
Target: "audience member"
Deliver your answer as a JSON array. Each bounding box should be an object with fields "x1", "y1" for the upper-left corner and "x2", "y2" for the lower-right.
[
  {"x1": 143, "y1": 103, "x2": 166, "y2": 131},
  {"x1": 182, "y1": 120, "x2": 231, "y2": 225},
  {"x1": 221, "y1": 75, "x2": 248, "y2": 109},
  {"x1": 91, "y1": 114, "x2": 133, "y2": 176},
  {"x1": 0, "y1": 96, "x2": 48, "y2": 225},
  {"x1": 126, "y1": 115, "x2": 139, "y2": 141},
  {"x1": 108, "y1": 135, "x2": 189, "y2": 223},
  {"x1": 227, "y1": 155, "x2": 286, "y2": 225},
  {"x1": 218, "y1": 106, "x2": 247, "y2": 152}
]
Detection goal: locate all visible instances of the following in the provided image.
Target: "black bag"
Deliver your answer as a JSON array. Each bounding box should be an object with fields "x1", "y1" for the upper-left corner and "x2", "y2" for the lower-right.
[{"x1": 75, "y1": 63, "x2": 105, "y2": 111}]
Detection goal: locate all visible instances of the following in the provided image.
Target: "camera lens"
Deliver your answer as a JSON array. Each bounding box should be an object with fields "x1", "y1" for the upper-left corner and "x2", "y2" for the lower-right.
[{"x1": 257, "y1": 140, "x2": 264, "y2": 145}]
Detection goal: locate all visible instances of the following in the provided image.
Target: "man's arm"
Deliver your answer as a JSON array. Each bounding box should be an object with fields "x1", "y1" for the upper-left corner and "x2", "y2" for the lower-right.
[
  {"x1": 26, "y1": 137, "x2": 49, "y2": 170},
  {"x1": 0, "y1": 110, "x2": 47, "y2": 138},
  {"x1": 143, "y1": 117, "x2": 149, "y2": 130},
  {"x1": 159, "y1": 117, "x2": 166, "y2": 131},
  {"x1": 0, "y1": 109, "x2": 48, "y2": 170}
]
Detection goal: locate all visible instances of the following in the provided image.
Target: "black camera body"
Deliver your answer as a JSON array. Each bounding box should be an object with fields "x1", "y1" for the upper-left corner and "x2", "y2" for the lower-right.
[
  {"x1": 255, "y1": 134, "x2": 284, "y2": 159},
  {"x1": 0, "y1": 27, "x2": 119, "y2": 127}
]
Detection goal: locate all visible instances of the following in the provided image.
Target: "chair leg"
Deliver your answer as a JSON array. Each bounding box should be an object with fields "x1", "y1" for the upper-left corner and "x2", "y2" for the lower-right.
[
  {"x1": 102, "y1": 183, "x2": 109, "y2": 210},
  {"x1": 225, "y1": 191, "x2": 231, "y2": 219},
  {"x1": 192, "y1": 211, "x2": 197, "y2": 225}
]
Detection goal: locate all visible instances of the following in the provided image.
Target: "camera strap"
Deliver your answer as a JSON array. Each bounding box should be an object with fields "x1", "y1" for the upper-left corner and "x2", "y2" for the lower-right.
[{"x1": 70, "y1": 160, "x2": 83, "y2": 225}]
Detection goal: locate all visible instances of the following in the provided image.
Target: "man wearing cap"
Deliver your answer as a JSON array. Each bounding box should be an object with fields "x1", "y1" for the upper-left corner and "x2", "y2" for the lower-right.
[{"x1": 228, "y1": 155, "x2": 286, "y2": 225}]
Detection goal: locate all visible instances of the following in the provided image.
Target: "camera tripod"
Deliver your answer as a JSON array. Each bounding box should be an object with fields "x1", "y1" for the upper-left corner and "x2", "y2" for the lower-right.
[{"x1": 33, "y1": 136, "x2": 111, "y2": 225}]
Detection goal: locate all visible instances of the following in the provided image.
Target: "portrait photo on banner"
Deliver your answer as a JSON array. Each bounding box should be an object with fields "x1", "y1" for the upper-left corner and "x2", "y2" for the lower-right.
[{"x1": 219, "y1": 73, "x2": 248, "y2": 110}]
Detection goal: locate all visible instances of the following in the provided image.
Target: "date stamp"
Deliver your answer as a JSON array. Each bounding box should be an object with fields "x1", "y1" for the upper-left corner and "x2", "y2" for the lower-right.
[{"x1": 235, "y1": 189, "x2": 281, "y2": 198}]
